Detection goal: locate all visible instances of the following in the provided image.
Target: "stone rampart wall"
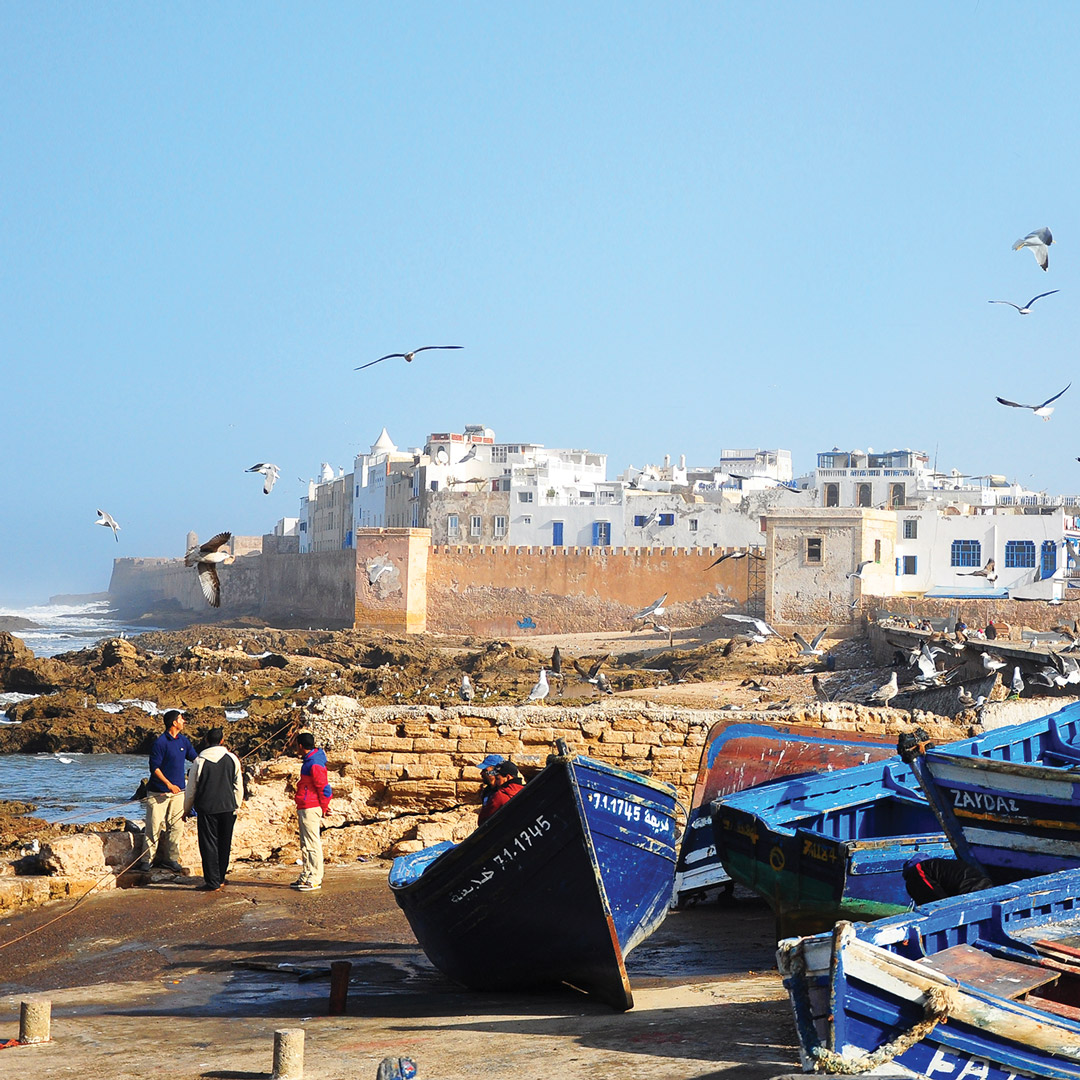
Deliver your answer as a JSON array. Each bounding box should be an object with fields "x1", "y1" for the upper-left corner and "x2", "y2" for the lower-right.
[
  {"x1": 425, "y1": 545, "x2": 751, "y2": 635},
  {"x1": 866, "y1": 595, "x2": 1080, "y2": 633}
]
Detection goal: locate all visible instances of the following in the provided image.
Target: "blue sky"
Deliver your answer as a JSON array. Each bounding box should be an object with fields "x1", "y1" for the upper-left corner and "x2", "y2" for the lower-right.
[{"x1": 5, "y1": 3, "x2": 1080, "y2": 601}]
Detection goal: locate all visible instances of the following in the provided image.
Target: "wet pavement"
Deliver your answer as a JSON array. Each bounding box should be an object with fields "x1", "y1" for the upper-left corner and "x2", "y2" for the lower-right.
[{"x1": 0, "y1": 864, "x2": 799, "y2": 1079}]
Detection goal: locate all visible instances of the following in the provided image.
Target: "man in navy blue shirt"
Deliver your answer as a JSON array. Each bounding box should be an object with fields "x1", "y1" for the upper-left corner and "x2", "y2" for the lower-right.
[{"x1": 137, "y1": 709, "x2": 197, "y2": 873}]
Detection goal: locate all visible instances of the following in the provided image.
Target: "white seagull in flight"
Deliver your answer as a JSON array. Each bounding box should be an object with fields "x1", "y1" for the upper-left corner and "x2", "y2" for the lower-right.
[
  {"x1": 245, "y1": 463, "x2": 280, "y2": 494},
  {"x1": 988, "y1": 289, "x2": 1059, "y2": 314},
  {"x1": 630, "y1": 594, "x2": 668, "y2": 622},
  {"x1": 184, "y1": 531, "x2": 234, "y2": 608},
  {"x1": 996, "y1": 383, "x2": 1070, "y2": 421},
  {"x1": 96, "y1": 509, "x2": 120, "y2": 541},
  {"x1": 1013, "y1": 227, "x2": 1054, "y2": 271},
  {"x1": 355, "y1": 345, "x2": 463, "y2": 371}
]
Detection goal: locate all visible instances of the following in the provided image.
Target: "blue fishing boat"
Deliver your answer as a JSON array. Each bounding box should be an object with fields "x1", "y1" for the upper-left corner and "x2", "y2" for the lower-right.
[
  {"x1": 904, "y1": 701, "x2": 1080, "y2": 881},
  {"x1": 779, "y1": 868, "x2": 1080, "y2": 1079},
  {"x1": 713, "y1": 755, "x2": 952, "y2": 936},
  {"x1": 674, "y1": 721, "x2": 897, "y2": 908},
  {"x1": 388, "y1": 747, "x2": 678, "y2": 1010}
]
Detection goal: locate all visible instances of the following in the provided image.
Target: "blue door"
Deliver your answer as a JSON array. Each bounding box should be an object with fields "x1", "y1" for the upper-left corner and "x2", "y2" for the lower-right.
[{"x1": 552, "y1": 521, "x2": 564, "y2": 546}]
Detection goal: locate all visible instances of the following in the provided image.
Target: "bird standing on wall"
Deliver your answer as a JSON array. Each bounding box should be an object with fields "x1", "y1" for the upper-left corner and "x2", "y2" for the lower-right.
[
  {"x1": 870, "y1": 670, "x2": 898, "y2": 707},
  {"x1": 525, "y1": 668, "x2": 549, "y2": 704},
  {"x1": 246, "y1": 462, "x2": 280, "y2": 494},
  {"x1": 96, "y1": 509, "x2": 120, "y2": 541},
  {"x1": 1013, "y1": 227, "x2": 1054, "y2": 271},
  {"x1": 184, "y1": 531, "x2": 234, "y2": 608},
  {"x1": 356, "y1": 345, "x2": 463, "y2": 371}
]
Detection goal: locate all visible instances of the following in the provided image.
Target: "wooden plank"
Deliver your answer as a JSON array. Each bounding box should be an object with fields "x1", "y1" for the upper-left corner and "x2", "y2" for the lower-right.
[
  {"x1": 1036, "y1": 937, "x2": 1080, "y2": 960},
  {"x1": 1030, "y1": 996, "x2": 1080, "y2": 1022},
  {"x1": 919, "y1": 943, "x2": 1059, "y2": 1000}
]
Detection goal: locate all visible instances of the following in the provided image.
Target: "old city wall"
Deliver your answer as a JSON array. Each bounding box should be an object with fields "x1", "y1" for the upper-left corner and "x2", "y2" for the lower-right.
[
  {"x1": 863, "y1": 594, "x2": 1080, "y2": 634},
  {"x1": 108, "y1": 549, "x2": 355, "y2": 627},
  {"x1": 424, "y1": 545, "x2": 751, "y2": 635}
]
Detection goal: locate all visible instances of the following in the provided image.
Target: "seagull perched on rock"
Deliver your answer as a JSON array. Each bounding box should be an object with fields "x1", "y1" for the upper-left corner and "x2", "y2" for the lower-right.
[
  {"x1": 184, "y1": 532, "x2": 234, "y2": 608},
  {"x1": 96, "y1": 509, "x2": 120, "y2": 541},
  {"x1": 246, "y1": 463, "x2": 280, "y2": 494},
  {"x1": 1013, "y1": 227, "x2": 1054, "y2": 271},
  {"x1": 721, "y1": 613, "x2": 781, "y2": 643},
  {"x1": 996, "y1": 383, "x2": 1070, "y2": 421},
  {"x1": 525, "y1": 668, "x2": 549, "y2": 704},
  {"x1": 356, "y1": 345, "x2": 463, "y2": 371},
  {"x1": 981, "y1": 651, "x2": 1006, "y2": 673},
  {"x1": 460, "y1": 674, "x2": 474, "y2": 702},
  {"x1": 989, "y1": 289, "x2": 1059, "y2": 314}
]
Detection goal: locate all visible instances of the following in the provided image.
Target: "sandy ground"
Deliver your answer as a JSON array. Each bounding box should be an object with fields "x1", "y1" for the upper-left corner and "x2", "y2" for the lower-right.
[{"x1": 0, "y1": 864, "x2": 799, "y2": 1080}]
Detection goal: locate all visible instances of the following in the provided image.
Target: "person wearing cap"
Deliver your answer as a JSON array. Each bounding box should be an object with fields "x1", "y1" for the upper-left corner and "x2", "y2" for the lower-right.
[
  {"x1": 477, "y1": 761, "x2": 524, "y2": 825},
  {"x1": 293, "y1": 731, "x2": 332, "y2": 891},
  {"x1": 902, "y1": 853, "x2": 993, "y2": 906},
  {"x1": 184, "y1": 726, "x2": 244, "y2": 891},
  {"x1": 477, "y1": 754, "x2": 504, "y2": 813},
  {"x1": 137, "y1": 709, "x2": 197, "y2": 873}
]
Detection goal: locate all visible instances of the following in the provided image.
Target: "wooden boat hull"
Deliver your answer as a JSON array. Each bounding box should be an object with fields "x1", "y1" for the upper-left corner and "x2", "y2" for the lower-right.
[
  {"x1": 389, "y1": 754, "x2": 678, "y2": 1010},
  {"x1": 713, "y1": 758, "x2": 950, "y2": 936},
  {"x1": 674, "y1": 721, "x2": 896, "y2": 907},
  {"x1": 779, "y1": 869, "x2": 1080, "y2": 1080},
  {"x1": 912, "y1": 702, "x2": 1080, "y2": 880}
]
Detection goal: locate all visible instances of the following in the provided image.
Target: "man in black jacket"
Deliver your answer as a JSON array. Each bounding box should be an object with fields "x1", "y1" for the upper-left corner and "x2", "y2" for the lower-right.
[
  {"x1": 183, "y1": 727, "x2": 244, "y2": 892},
  {"x1": 903, "y1": 853, "x2": 993, "y2": 905}
]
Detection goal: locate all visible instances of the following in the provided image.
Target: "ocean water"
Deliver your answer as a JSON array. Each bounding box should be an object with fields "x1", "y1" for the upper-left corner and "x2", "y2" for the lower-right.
[
  {"x1": 0, "y1": 599, "x2": 162, "y2": 659},
  {"x1": 0, "y1": 753, "x2": 147, "y2": 824}
]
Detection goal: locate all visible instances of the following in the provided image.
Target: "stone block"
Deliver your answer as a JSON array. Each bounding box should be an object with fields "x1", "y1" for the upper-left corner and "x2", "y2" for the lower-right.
[
  {"x1": 456, "y1": 739, "x2": 489, "y2": 754},
  {"x1": 401, "y1": 764, "x2": 439, "y2": 780},
  {"x1": 621, "y1": 744, "x2": 650, "y2": 759},
  {"x1": 391, "y1": 753, "x2": 420, "y2": 765},
  {"x1": 101, "y1": 831, "x2": 137, "y2": 866},
  {"x1": 369, "y1": 737, "x2": 414, "y2": 752},
  {"x1": 412, "y1": 739, "x2": 455, "y2": 754},
  {"x1": 40, "y1": 834, "x2": 107, "y2": 876},
  {"x1": 600, "y1": 730, "x2": 631, "y2": 743}
]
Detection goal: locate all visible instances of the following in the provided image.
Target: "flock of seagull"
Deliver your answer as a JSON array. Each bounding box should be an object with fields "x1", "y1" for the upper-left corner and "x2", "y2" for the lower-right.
[
  {"x1": 92, "y1": 344, "x2": 465, "y2": 606},
  {"x1": 994, "y1": 228, "x2": 1071, "y2": 422}
]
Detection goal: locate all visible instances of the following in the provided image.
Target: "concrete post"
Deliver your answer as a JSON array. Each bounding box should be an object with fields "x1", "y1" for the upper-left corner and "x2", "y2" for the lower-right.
[
  {"x1": 271, "y1": 1028, "x2": 304, "y2": 1078},
  {"x1": 19, "y1": 998, "x2": 51, "y2": 1043},
  {"x1": 328, "y1": 960, "x2": 352, "y2": 1015}
]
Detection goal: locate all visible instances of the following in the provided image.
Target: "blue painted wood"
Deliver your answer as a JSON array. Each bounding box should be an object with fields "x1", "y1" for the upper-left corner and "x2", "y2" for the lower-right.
[
  {"x1": 780, "y1": 868, "x2": 1080, "y2": 1079},
  {"x1": 914, "y1": 701, "x2": 1080, "y2": 880},
  {"x1": 388, "y1": 752, "x2": 677, "y2": 1010},
  {"x1": 712, "y1": 756, "x2": 951, "y2": 929}
]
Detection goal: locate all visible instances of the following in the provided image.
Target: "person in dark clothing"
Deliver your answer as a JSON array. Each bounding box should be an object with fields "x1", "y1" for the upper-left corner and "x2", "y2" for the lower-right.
[
  {"x1": 138, "y1": 709, "x2": 198, "y2": 873},
  {"x1": 903, "y1": 854, "x2": 993, "y2": 905},
  {"x1": 183, "y1": 727, "x2": 244, "y2": 891},
  {"x1": 477, "y1": 761, "x2": 524, "y2": 825}
]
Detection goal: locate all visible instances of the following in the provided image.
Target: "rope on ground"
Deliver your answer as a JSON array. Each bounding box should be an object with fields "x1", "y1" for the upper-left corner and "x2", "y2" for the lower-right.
[
  {"x1": 810, "y1": 985, "x2": 953, "y2": 1073},
  {"x1": 0, "y1": 847, "x2": 148, "y2": 952}
]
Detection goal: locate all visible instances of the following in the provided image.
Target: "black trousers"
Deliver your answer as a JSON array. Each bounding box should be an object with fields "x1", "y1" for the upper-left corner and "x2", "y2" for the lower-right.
[{"x1": 196, "y1": 811, "x2": 236, "y2": 887}]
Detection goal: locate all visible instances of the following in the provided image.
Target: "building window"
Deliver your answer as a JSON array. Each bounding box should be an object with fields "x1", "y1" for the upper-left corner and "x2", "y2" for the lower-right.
[
  {"x1": 470, "y1": 515, "x2": 482, "y2": 538},
  {"x1": 689, "y1": 519, "x2": 699, "y2": 532},
  {"x1": 903, "y1": 519, "x2": 918, "y2": 540},
  {"x1": 902, "y1": 555, "x2": 917, "y2": 575},
  {"x1": 518, "y1": 491, "x2": 534, "y2": 503},
  {"x1": 824, "y1": 483, "x2": 839, "y2": 507},
  {"x1": 430, "y1": 481, "x2": 439, "y2": 492},
  {"x1": 633, "y1": 514, "x2": 648, "y2": 527},
  {"x1": 951, "y1": 540, "x2": 981, "y2": 567},
  {"x1": 494, "y1": 516, "x2": 507, "y2": 539},
  {"x1": 1042, "y1": 539, "x2": 1058, "y2": 578},
  {"x1": 492, "y1": 446, "x2": 507, "y2": 463},
  {"x1": 299, "y1": 521, "x2": 306, "y2": 532},
  {"x1": 592, "y1": 521, "x2": 611, "y2": 546},
  {"x1": 857, "y1": 483, "x2": 872, "y2": 508},
  {"x1": 522, "y1": 516, "x2": 531, "y2": 525},
  {"x1": 890, "y1": 483, "x2": 906, "y2": 508},
  {"x1": 806, "y1": 537, "x2": 822, "y2": 564},
  {"x1": 874, "y1": 539, "x2": 882, "y2": 563},
  {"x1": 1005, "y1": 540, "x2": 1036, "y2": 568},
  {"x1": 659, "y1": 513, "x2": 675, "y2": 526},
  {"x1": 447, "y1": 515, "x2": 459, "y2": 539}
]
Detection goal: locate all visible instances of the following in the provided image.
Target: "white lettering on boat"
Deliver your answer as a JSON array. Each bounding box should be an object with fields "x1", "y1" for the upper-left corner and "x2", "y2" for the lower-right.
[
  {"x1": 950, "y1": 789, "x2": 1021, "y2": 815},
  {"x1": 448, "y1": 815, "x2": 552, "y2": 903},
  {"x1": 586, "y1": 791, "x2": 671, "y2": 836},
  {"x1": 924, "y1": 1045, "x2": 1021, "y2": 1079}
]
